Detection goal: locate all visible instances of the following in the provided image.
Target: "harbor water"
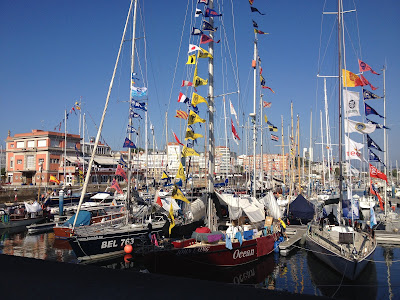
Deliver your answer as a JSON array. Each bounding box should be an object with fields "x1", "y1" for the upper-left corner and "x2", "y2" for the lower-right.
[{"x1": 1, "y1": 228, "x2": 399, "y2": 299}]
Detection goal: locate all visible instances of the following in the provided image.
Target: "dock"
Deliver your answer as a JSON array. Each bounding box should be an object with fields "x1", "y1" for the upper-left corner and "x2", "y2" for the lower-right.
[
  {"x1": 375, "y1": 231, "x2": 400, "y2": 245},
  {"x1": 279, "y1": 225, "x2": 307, "y2": 256}
]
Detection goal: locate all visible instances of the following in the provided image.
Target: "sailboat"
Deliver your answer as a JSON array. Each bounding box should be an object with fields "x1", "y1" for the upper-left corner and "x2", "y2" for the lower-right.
[
  {"x1": 305, "y1": 0, "x2": 376, "y2": 280},
  {"x1": 142, "y1": 0, "x2": 281, "y2": 270},
  {"x1": 67, "y1": 0, "x2": 169, "y2": 262}
]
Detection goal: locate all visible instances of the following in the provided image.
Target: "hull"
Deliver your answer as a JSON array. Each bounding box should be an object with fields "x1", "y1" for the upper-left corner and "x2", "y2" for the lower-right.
[
  {"x1": 68, "y1": 222, "x2": 167, "y2": 262},
  {"x1": 306, "y1": 230, "x2": 375, "y2": 280},
  {"x1": 0, "y1": 216, "x2": 45, "y2": 229},
  {"x1": 144, "y1": 232, "x2": 279, "y2": 269}
]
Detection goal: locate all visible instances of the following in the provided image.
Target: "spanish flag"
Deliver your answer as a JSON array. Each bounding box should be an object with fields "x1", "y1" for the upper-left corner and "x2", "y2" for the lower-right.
[
  {"x1": 168, "y1": 203, "x2": 175, "y2": 235},
  {"x1": 172, "y1": 184, "x2": 190, "y2": 204},
  {"x1": 188, "y1": 110, "x2": 205, "y2": 125},
  {"x1": 191, "y1": 92, "x2": 208, "y2": 107},
  {"x1": 49, "y1": 175, "x2": 60, "y2": 184},
  {"x1": 182, "y1": 146, "x2": 200, "y2": 157},
  {"x1": 342, "y1": 69, "x2": 364, "y2": 87},
  {"x1": 175, "y1": 162, "x2": 186, "y2": 181}
]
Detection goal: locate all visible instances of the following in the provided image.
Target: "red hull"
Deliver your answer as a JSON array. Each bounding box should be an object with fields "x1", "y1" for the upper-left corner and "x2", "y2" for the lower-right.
[{"x1": 144, "y1": 232, "x2": 279, "y2": 268}]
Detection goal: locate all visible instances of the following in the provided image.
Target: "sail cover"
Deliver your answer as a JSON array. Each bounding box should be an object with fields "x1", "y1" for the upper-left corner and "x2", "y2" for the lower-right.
[
  {"x1": 63, "y1": 211, "x2": 91, "y2": 227},
  {"x1": 24, "y1": 201, "x2": 42, "y2": 213},
  {"x1": 261, "y1": 191, "x2": 282, "y2": 219},
  {"x1": 215, "y1": 192, "x2": 265, "y2": 223}
]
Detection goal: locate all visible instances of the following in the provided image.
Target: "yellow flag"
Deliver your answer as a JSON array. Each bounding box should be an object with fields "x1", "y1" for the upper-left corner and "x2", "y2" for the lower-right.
[
  {"x1": 182, "y1": 146, "x2": 200, "y2": 157},
  {"x1": 198, "y1": 47, "x2": 213, "y2": 59},
  {"x1": 342, "y1": 69, "x2": 363, "y2": 87},
  {"x1": 161, "y1": 171, "x2": 169, "y2": 179},
  {"x1": 193, "y1": 76, "x2": 208, "y2": 87},
  {"x1": 188, "y1": 110, "x2": 206, "y2": 125},
  {"x1": 172, "y1": 184, "x2": 190, "y2": 204},
  {"x1": 186, "y1": 54, "x2": 196, "y2": 65},
  {"x1": 176, "y1": 162, "x2": 186, "y2": 181},
  {"x1": 264, "y1": 115, "x2": 268, "y2": 123},
  {"x1": 185, "y1": 127, "x2": 203, "y2": 140},
  {"x1": 169, "y1": 203, "x2": 175, "y2": 235},
  {"x1": 191, "y1": 92, "x2": 208, "y2": 107}
]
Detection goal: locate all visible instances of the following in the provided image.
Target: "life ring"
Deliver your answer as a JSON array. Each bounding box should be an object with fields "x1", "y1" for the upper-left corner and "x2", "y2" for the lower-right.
[{"x1": 120, "y1": 207, "x2": 126, "y2": 212}]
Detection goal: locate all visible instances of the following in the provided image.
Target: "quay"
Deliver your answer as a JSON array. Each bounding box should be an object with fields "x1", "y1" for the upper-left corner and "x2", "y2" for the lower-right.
[{"x1": 0, "y1": 254, "x2": 325, "y2": 300}]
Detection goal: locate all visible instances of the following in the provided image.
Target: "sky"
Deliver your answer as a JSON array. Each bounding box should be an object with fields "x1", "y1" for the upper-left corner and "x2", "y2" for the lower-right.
[{"x1": 1, "y1": 0, "x2": 399, "y2": 167}]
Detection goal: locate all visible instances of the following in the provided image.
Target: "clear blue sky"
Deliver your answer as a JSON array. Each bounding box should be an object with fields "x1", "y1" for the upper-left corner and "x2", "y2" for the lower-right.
[{"x1": 1, "y1": 0, "x2": 399, "y2": 167}]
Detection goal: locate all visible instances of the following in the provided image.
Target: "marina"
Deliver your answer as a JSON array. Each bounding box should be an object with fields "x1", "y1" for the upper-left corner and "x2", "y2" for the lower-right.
[{"x1": 1, "y1": 0, "x2": 400, "y2": 299}]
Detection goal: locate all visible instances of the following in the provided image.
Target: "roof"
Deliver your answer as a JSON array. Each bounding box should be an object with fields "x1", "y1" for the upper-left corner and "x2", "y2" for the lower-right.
[{"x1": 93, "y1": 156, "x2": 118, "y2": 165}]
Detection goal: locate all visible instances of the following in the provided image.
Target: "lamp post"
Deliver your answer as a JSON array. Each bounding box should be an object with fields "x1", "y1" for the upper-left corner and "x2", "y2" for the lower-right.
[{"x1": 37, "y1": 161, "x2": 43, "y2": 202}]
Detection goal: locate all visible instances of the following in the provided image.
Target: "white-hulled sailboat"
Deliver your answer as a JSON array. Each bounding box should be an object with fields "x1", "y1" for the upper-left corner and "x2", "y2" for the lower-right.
[{"x1": 305, "y1": 0, "x2": 376, "y2": 280}]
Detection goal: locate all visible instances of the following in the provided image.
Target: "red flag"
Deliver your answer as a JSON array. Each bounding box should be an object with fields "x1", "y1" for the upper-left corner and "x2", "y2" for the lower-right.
[
  {"x1": 181, "y1": 80, "x2": 197, "y2": 92},
  {"x1": 173, "y1": 131, "x2": 184, "y2": 146},
  {"x1": 263, "y1": 101, "x2": 271, "y2": 108},
  {"x1": 370, "y1": 180, "x2": 384, "y2": 211},
  {"x1": 360, "y1": 75, "x2": 378, "y2": 91},
  {"x1": 369, "y1": 164, "x2": 387, "y2": 183},
  {"x1": 262, "y1": 86, "x2": 275, "y2": 93},
  {"x1": 358, "y1": 59, "x2": 380, "y2": 75},
  {"x1": 259, "y1": 67, "x2": 263, "y2": 75},
  {"x1": 115, "y1": 164, "x2": 127, "y2": 181},
  {"x1": 110, "y1": 179, "x2": 123, "y2": 194},
  {"x1": 177, "y1": 92, "x2": 188, "y2": 103},
  {"x1": 200, "y1": 34, "x2": 220, "y2": 44},
  {"x1": 231, "y1": 119, "x2": 240, "y2": 140}
]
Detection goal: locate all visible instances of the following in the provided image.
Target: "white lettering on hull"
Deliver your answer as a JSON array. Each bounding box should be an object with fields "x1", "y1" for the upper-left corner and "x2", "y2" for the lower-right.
[{"x1": 233, "y1": 248, "x2": 255, "y2": 260}]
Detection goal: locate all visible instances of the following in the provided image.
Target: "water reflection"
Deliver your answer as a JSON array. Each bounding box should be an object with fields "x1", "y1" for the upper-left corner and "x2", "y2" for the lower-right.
[
  {"x1": 0, "y1": 229, "x2": 77, "y2": 263},
  {"x1": 307, "y1": 251, "x2": 378, "y2": 299}
]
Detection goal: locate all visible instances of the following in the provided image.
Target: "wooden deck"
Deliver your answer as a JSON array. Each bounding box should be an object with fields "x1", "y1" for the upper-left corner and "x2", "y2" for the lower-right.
[{"x1": 279, "y1": 225, "x2": 307, "y2": 256}]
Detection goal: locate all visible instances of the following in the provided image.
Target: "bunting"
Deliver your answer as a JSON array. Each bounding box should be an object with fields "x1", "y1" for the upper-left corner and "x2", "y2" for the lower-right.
[
  {"x1": 173, "y1": 131, "x2": 184, "y2": 146},
  {"x1": 182, "y1": 146, "x2": 200, "y2": 157},
  {"x1": 131, "y1": 100, "x2": 147, "y2": 111},
  {"x1": 123, "y1": 137, "x2": 136, "y2": 148},
  {"x1": 178, "y1": 92, "x2": 189, "y2": 103},
  {"x1": 175, "y1": 110, "x2": 188, "y2": 120},
  {"x1": 176, "y1": 162, "x2": 186, "y2": 181},
  {"x1": 198, "y1": 47, "x2": 213, "y2": 59},
  {"x1": 191, "y1": 27, "x2": 203, "y2": 36},
  {"x1": 369, "y1": 163, "x2": 387, "y2": 183},
  {"x1": 369, "y1": 150, "x2": 385, "y2": 166},
  {"x1": 115, "y1": 164, "x2": 127, "y2": 181},
  {"x1": 186, "y1": 54, "x2": 196, "y2": 65},
  {"x1": 370, "y1": 181, "x2": 384, "y2": 211},
  {"x1": 250, "y1": 6, "x2": 265, "y2": 15},
  {"x1": 185, "y1": 127, "x2": 203, "y2": 140},
  {"x1": 344, "y1": 119, "x2": 376, "y2": 134},
  {"x1": 360, "y1": 74, "x2": 378, "y2": 90},
  {"x1": 263, "y1": 101, "x2": 271, "y2": 108},
  {"x1": 131, "y1": 86, "x2": 147, "y2": 97},
  {"x1": 342, "y1": 69, "x2": 364, "y2": 88},
  {"x1": 358, "y1": 59, "x2": 380, "y2": 75},
  {"x1": 204, "y1": 8, "x2": 222, "y2": 17},
  {"x1": 363, "y1": 88, "x2": 381, "y2": 100},
  {"x1": 231, "y1": 119, "x2": 240, "y2": 142},
  {"x1": 271, "y1": 134, "x2": 279, "y2": 141},
  {"x1": 254, "y1": 29, "x2": 268, "y2": 35},
  {"x1": 191, "y1": 92, "x2": 208, "y2": 107},
  {"x1": 229, "y1": 100, "x2": 239, "y2": 126},
  {"x1": 168, "y1": 202, "x2": 175, "y2": 235},
  {"x1": 172, "y1": 184, "x2": 190, "y2": 204},
  {"x1": 49, "y1": 175, "x2": 60, "y2": 184},
  {"x1": 200, "y1": 34, "x2": 220, "y2": 44},
  {"x1": 110, "y1": 179, "x2": 123, "y2": 195},
  {"x1": 343, "y1": 90, "x2": 360, "y2": 117},
  {"x1": 366, "y1": 118, "x2": 389, "y2": 130},
  {"x1": 345, "y1": 135, "x2": 363, "y2": 161},
  {"x1": 365, "y1": 103, "x2": 383, "y2": 118},
  {"x1": 188, "y1": 110, "x2": 206, "y2": 125},
  {"x1": 367, "y1": 134, "x2": 383, "y2": 152},
  {"x1": 188, "y1": 44, "x2": 202, "y2": 53},
  {"x1": 202, "y1": 20, "x2": 218, "y2": 32}
]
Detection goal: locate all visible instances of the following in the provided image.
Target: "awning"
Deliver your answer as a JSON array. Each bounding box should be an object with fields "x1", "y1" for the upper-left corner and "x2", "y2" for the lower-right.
[{"x1": 93, "y1": 157, "x2": 118, "y2": 166}]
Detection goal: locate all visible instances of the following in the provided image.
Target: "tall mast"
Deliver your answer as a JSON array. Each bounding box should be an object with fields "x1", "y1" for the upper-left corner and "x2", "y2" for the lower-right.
[
  {"x1": 320, "y1": 110, "x2": 325, "y2": 187},
  {"x1": 165, "y1": 111, "x2": 168, "y2": 173},
  {"x1": 308, "y1": 109, "x2": 312, "y2": 197},
  {"x1": 223, "y1": 96, "x2": 229, "y2": 180},
  {"x1": 338, "y1": 0, "x2": 343, "y2": 213},
  {"x1": 252, "y1": 31, "x2": 258, "y2": 198},
  {"x1": 383, "y1": 66, "x2": 387, "y2": 216},
  {"x1": 260, "y1": 93, "x2": 264, "y2": 194},
  {"x1": 64, "y1": 109, "x2": 67, "y2": 186},
  {"x1": 323, "y1": 78, "x2": 332, "y2": 186},
  {"x1": 82, "y1": 113, "x2": 86, "y2": 181},
  {"x1": 290, "y1": 102, "x2": 294, "y2": 197},
  {"x1": 207, "y1": 0, "x2": 215, "y2": 195},
  {"x1": 281, "y1": 115, "x2": 285, "y2": 185},
  {"x1": 297, "y1": 115, "x2": 300, "y2": 193},
  {"x1": 73, "y1": 0, "x2": 134, "y2": 229},
  {"x1": 127, "y1": 0, "x2": 138, "y2": 206}
]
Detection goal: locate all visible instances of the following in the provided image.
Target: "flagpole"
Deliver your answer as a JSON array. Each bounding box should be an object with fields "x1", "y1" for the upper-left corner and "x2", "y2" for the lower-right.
[
  {"x1": 64, "y1": 109, "x2": 67, "y2": 187},
  {"x1": 320, "y1": 110, "x2": 325, "y2": 187},
  {"x1": 308, "y1": 109, "x2": 312, "y2": 197},
  {"x1": 281, "y1": 115, "x2": 285, "y2": 185},
  {"x1": 260, "y1": 93, "x2": 264, "y2": 195}
]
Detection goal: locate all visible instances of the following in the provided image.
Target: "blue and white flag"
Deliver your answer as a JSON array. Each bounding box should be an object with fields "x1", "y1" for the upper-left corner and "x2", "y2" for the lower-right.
[
  {"x1": 131, "y1": 100, "x2": 147, "y2": 111},
  {"x1": 367, "y1": 134, "x2": 382, "y2": 152},
  {"x1": 130, "y1": 109, "x2": 142, "y2": 119},
  {"x1": 370, "y1": 207, "x2": 377, "y2": 227},
  {"x1": 365, "y1": 103, "x2": 383, "y2": 118},
  {"x1": 131, "y1": 86, "x2": 147, "y2": 97},
  {"x1": 202, "y1": 20, "x2": 218, "y2": 32},
  {"x1": 127, "y1": 125, "x2": 138, "y2": 134},
  {"x1": 191, "y1": 27, "x2": 203, "y2": 36},
  {"x1": 119, "y1": 156, "x2": 128, "y2": 168},
  {"x1": 363, "y1": 88, "x2": 381, "y2": 100},
  {"x1": 366, "y1": 118, "x2": 389, "y2": 130},
  {"x1": 369, "y1": 150, "x2": 385, "y2": 166}
]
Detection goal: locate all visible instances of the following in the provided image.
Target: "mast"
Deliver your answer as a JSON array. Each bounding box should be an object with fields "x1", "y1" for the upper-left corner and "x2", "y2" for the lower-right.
[
  {"x1": 223, "y1": 96, "x2": 229, "y2": 180},
  {"x1": 82, "y1": 113, "x2": 85, "y2": 181},
  {"x1": 165, "y1": 111, "x2": 168, "y2": 173},
  {"x1": 383, "y1": 66, "x2": 387, "y2": 216},
  {"x1": 323, "y1": 78, "x2": 332, "y2": 186},
  {"x1": 320, "y1": 110, "x2": 325, "y2": 187},
  {"x1": 308, "y1": 109, "x2": 312, "y2": 196},
  {"x1": 281, "y1": 115, "x2": 285, "y2": 185},
  {"x1": 297, "y1": 115, "x2": 300, "y2": 193},
  {"x1": 64, "y1": 109, "x2": 67, "y2": 187},
  {"x1": 338, "y1": 0, "x2": 343, "y2": 215},
  {"x1": 73, "y1": 0, "x2": 134, "y2": 229},
  {"x1": 128, "y1": 0, "x2": 138, "y2": 207},
  {"x1": 252, "y1": 31, "x2": 257, "y2": 198},
  {"x1": 260, "y1": 93, "x2": 264, "y2": 194}
]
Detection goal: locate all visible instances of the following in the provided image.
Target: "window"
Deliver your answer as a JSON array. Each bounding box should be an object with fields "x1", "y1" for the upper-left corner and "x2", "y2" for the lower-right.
[
  {"x1": 9, "y1": 144, "x2": 14, "y2": 148},
  {"x1": 27, "y1": 156, "x2": 35, "y2": 169},
  {"x1": 10, "y1": 159, "x2": 14, "y2": 168},
  {"x1": 17, "y1": 159, "x2": 22, "y2": 164},
  {"x1": 16, "y1": 141, "x2": 24, "y2": 148},
  {"x1": 50, "y1": 158, "x2": 60, "y2": 164},
  {"x1": 38, "y1": 140, "x2": 46, "y2": 147},
  {"x1": 39, "y1": 158, "x2": 44, "y2": 164},
  {"x1": 50, "y1": 139, "x2": 60, "y2": 147},
  {"x1": 27, "y1": 141, "x2": 35, "y2": 148}
]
